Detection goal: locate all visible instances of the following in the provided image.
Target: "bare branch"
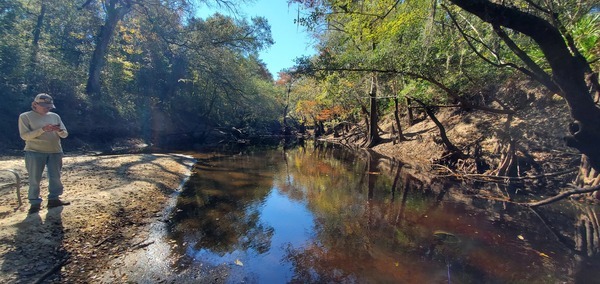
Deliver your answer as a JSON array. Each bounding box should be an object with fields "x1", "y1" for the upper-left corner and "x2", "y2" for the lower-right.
[
  {"x1": 493, "y1": 25, "x2": 560, "y2": 94},
  {"x1": 381, "y1": 0, "x2": 403, "y2": 21},
  {"x1": 80, "y1": 0, "x2": 95, "y2": 9},
  {"x1": 522, "y1": 184, "x2": 600, "y2": 207},
  {"x1": 443, "y1": 5, "x2": 547, "y2": 85}
]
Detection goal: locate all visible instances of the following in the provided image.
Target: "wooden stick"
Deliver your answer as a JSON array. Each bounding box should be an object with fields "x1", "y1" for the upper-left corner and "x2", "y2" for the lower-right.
[
  {"x1": 33, "y1": 257, "x2": 70, "y2": 284},
  {"x1": 433, "y1": 165, "x2": 577, "y2": 183},
  {"x1": 130, "y1": 240, "x2": 155, "y2": 251},
  {"x1": 520, "y1": 184, "x2": 600, "y2": 207}
]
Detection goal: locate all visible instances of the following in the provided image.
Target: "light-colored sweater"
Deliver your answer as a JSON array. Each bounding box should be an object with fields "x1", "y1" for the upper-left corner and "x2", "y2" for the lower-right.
[{"x1": 18, "y1": 111, "x2": 68, "y2": 153}]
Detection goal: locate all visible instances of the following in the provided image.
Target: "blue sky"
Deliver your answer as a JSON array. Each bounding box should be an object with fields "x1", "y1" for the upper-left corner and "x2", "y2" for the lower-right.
[{"x1": 196, "y1": 1, "x2": 317, "y2": 77}]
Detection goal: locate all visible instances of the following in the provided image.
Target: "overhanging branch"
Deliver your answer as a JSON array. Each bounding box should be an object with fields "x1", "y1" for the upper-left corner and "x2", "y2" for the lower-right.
[{"x1": 297, "y1": 66, "x2": 515, "y2": 115}]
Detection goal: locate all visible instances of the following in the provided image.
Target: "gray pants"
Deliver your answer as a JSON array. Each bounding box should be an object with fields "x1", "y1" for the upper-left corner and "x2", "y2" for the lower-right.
[{"x1": 25, "y1": 151, "x2": 63, "y2": 205}]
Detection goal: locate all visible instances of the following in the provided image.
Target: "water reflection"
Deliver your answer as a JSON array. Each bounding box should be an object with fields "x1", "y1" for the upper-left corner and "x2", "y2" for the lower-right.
[{"x1": 168, "y1": 145, "x2": 599, "y2": 283}]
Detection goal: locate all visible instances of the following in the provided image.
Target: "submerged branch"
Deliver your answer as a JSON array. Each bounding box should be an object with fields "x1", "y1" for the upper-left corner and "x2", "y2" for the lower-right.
[
  {"x1": 435, "y1": 164, "x2": 598, "y2": 207},
  {"x1": 434, "y1": 164, "x2": 577, "y2": 183},
  {"x1": 522, "y1": 184, "x2": 600, "y2": 208},
  {"x1": 469, "y1": 183, "x2": 600, "y2": 208}
]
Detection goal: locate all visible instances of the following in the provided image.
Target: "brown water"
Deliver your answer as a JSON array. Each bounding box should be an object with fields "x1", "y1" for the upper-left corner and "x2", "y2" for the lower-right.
[{"x1": 167, "y1": 144, "x2": 600, "y2": 283}]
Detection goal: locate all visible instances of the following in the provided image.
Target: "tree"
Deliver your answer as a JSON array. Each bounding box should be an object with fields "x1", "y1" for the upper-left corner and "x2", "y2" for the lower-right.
[
  {"x1": 83, "y1": 0, "x2": 249, "y2": 98},
  {"x1": 84, "y1": 0, "x2": 132, "y2": 98},
  {"x1": 276, "y1": 71, "x2": 294, "y2": 135},
  {"x1": 446, "y1": 0, "x2": 600, "y2": 179},
  {"x1": 0, "y1": 0, "x2": 283, "y2": 150},
  {"x1": 154, "y1": 12, "x2": 276, "y2": 144}
]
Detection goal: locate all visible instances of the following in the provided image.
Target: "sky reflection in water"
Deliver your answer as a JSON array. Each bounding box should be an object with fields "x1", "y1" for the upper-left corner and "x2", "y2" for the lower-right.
[{"x1": 185, "y1": 189, "x2": 315, "y2": 283}]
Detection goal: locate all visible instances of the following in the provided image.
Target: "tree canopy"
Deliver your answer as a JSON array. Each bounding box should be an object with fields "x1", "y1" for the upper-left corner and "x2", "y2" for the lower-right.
[
  {"x1": 287, "y1": 0, "x2": 600, "y2": 174},
  {"x1": 0, "y1": 0, "x2": 282, "y2": 150}
]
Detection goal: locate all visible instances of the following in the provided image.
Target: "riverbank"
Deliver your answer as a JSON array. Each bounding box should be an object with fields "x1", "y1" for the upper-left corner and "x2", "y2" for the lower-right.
[
  {"x1": 324, "y1": 80, "x2": 581, "y2": 191},
  {"x1": 0, "y1": 153, "x2": 195, "y2": 283}
]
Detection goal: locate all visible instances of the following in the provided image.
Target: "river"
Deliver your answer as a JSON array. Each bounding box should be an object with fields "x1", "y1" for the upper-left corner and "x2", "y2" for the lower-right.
[{"x1": 163, "y1": 143, "x2": 600, "y2": 283}]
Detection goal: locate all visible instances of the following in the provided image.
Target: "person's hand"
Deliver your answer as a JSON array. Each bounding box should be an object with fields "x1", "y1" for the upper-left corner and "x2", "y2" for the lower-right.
[{"x1": 43, "y1": 124, "x2": 61, "y2": 132}]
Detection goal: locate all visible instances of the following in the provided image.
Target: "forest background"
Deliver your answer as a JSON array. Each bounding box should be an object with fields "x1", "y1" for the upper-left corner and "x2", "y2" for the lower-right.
[{"x1": 1, "y1": 0, "x2": 600, "y2": 193}]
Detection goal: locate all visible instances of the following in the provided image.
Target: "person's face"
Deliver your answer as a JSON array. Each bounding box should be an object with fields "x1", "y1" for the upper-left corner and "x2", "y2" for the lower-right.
[{"x1": 34, "y1": 103, "x2": 52, "y2": 115}]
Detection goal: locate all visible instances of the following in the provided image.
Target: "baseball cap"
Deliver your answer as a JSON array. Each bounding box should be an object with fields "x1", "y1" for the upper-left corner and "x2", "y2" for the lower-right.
[{"x1": 34, "y1": 93, "x2": 56, "y2": 109}]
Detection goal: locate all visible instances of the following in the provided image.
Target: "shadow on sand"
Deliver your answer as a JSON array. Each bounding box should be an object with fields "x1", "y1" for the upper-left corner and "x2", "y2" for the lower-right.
[{"x1": 0, "y1": 206, "x2": 66, "y2": 283}]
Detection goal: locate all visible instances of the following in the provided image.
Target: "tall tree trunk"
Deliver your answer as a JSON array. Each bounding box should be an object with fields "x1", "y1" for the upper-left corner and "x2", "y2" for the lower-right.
[
  {"x1": 29, "y1": 2, "x2": 46, "y2": 76},
  {"x1": 359, "y1": 104, "x2": 370, "y2": 144},
  {"x1": 406, "y1": 97, "x2": 415, "y2": 125},
  {"x1": 85, "y1": 0, "x2": 131, "y2": 98},
  {"x1": 283, "y1": 85, "x2": 291, "y2": 135},
  {"x1": 164, "y1": 55, "x2": 187, "y2": 99},
  {"x1": 366, "y1": 74, "x2": 381, "y2": 148},
  {"x1": 27, "y1": 1, "x2": 47, "y2": 95},
  {"x1": 394, "y1": 97, "x2": 405, "y2": 142}
]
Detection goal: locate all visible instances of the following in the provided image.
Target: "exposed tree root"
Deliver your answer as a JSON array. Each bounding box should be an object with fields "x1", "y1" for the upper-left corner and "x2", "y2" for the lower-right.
[
  {"x1": 574, "y1": 155, "x2": 600, "y2": 199},
  {"x1": 433, "y1": 164, "x2": 577, "y2": 183},
  {"x1": 465, "y1": 183, "x2": 600, "y2": 208},
  {"x1": 434, "y1": 164, "x2": 595, "y2": 207}
]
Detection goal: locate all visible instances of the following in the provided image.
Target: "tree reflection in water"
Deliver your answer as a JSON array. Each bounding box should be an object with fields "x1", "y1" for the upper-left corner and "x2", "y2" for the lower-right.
[
  {"x1": 169, "y1": 152, "x2": 276, "y2": 255},
  {"x1": 164, "y1": 145, "x2": 600, "y2": 283}
]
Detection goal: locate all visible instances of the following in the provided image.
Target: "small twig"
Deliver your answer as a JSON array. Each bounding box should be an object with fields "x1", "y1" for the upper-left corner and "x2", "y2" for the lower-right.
[
  {"x1": 95, "y1": 236, "x2": 112, "y2": 247},
  {"x1": 130, "y1": 240, "x2": 154, "y2": 251},
  {"x1": 33, "y1": 257, "x2": 70, "y2": 284}
]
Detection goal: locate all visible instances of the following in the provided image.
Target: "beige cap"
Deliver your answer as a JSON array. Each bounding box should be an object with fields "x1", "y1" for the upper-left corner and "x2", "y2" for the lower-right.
[{"x1": 34, "y1": 93, "x2": 56, "y2": 109}]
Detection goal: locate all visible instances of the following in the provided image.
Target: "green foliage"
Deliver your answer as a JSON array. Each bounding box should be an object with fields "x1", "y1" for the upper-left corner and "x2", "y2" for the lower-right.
[
  {"x1": 291, "y1": 0, "x2": 599, "y2": 132},
  {"x1": 572, "y1": 13, "x2": 600, "y2": 68}
]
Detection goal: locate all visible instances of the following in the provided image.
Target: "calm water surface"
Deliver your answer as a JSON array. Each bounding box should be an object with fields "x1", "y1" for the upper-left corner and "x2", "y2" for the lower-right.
[{"x1": 168, "y1": 145, "x2": 600, "y2": 283}]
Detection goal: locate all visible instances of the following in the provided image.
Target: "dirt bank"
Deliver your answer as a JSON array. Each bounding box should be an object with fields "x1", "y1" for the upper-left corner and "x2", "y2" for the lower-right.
[
  {"x1": 0, "y1": 153, "x2": 196, "y2": 283},
  {"x1": 327, "y1": 79, "x2": 581, "y2": 190}
]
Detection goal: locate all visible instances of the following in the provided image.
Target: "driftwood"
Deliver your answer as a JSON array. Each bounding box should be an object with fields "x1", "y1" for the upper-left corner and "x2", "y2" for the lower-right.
[
  {"x1": 463, "y1": 168, "x2": 577, "y2": 182},
  {"x1": 95, "y1": 236, "x2": 113, "y2": 247}
]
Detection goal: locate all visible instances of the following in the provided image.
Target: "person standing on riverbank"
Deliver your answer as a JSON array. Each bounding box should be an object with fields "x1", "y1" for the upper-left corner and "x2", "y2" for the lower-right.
[{"x1": 18, "y1": 93, "x2": 70, "y2": 214}]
